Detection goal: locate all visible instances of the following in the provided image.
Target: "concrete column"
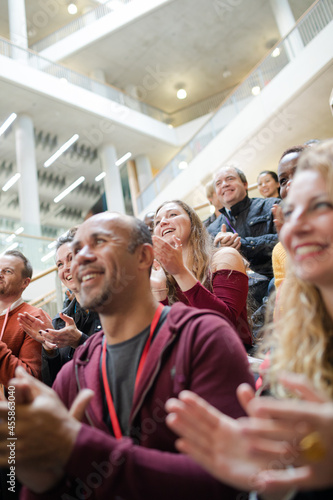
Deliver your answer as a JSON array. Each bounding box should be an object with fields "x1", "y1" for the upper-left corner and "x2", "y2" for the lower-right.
[
  {"x1": 270, "y1": 0, "x2": 304, "y2": 59},
  {"x1": 14, "y1": 115, "x2": 41, "y2": 236},
  {"x1": 100, "y1": 144, "x2": 126, "y2": 213},
  {"x1": 8, "y1": 0, "x2": 28, "y2": 48},
  {"x1": 126, "y1": 159, "x2": 139, "y2": 216},
  {"x1": 136, "y1": 155, "x2": 153, "y2": 192}
]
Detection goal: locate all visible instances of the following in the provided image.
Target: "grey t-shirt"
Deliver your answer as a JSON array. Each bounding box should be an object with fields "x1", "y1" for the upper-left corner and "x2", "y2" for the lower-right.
[{"x1": 102, "y1": 306, "x2": 170, "y2": 436}]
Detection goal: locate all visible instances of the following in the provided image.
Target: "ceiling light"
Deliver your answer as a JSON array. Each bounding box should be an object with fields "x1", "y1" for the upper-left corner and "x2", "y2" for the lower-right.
[
  {"x1": 0, "y1": 113, "x2": 17, "y2": 137},
  {"x1": 2, "y1": 173, "x2": 21, "y2": 192},
  {"x1": 44, "y1": 134, "x2": 79, "y2": 168},
  {"x1": 67, "y1": 3, "x2": 78, "y2": 15},
  {"x1": 177, "y1": 89, "x2": 187, "y2": 100},
  {"x1": 178, "y1": 161, "x2": 188, "y2": 170},
  {"x1": 54, "y1": 176, "x2": 85, "y2": 203},
  {"x1": 15, "y1": 226, "x2": 24, "y2": 235},
  {"x1": 251, "y1": 86, "x2": 261, "y2": 96},
  {"x1": 5, "y1": 234, "x2": 16, "y2": 243},
  {"x1": 95, "y1": 172, "x2": 106, "y2": 182},
  {"x1": 115, "y1": 152, "x2": 132, "y2": 166},
  {"x1": 48, "y1": 240, "x2": 57, "y2": 249},
  {"x1": 4, "y1": 242, "x2": 18, "y2": 253},
  {"x1": 41, "y1": 250, "x2": 56, "y2": 262},
  {"x1": 271, "y1": 47, "x2": 281, "y2": 58}
]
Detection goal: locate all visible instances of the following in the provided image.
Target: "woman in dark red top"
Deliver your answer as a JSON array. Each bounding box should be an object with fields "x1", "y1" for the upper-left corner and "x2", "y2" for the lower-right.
[{"x1": 152, "y1": 200, "x2": 252, "y2": 348}]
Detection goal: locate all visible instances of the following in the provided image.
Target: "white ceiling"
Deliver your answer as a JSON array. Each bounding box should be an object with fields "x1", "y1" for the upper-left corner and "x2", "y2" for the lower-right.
[{"x1": 0, "y1": 0, "x2": 330, "y2": 232}]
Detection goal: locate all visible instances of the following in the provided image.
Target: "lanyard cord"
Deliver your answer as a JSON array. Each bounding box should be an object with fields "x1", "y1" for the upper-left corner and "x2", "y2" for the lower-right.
[
  {"x1": 0, "y1": 308, "x2": 10, "y2": 342},
  {"x1": 223, "y1": 214, "x2": 237, "y2": 233},
  {"x1": 101, "y1": 303, "x2": 164, "y2": 440}
]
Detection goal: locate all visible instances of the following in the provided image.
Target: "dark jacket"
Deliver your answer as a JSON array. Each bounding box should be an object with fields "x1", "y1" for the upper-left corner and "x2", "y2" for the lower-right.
[
  {"x1": 41, "y1": 297, "x2": 101, "y2": 386},
  {"x1": 208, "y1": 195, "x2": 279, "y2": 278},
  {"x1": 23, "y1": 303, "x2": 255, "y2": 500}
]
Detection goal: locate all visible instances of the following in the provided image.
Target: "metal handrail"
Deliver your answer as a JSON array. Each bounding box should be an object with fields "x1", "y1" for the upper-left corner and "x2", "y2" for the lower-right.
[
  {"x1": 31, "y1": 0, "x2": 133, "y2": 52},
  {"x1": 136, "y1": 0, "x2": 333, "y2": 212}
]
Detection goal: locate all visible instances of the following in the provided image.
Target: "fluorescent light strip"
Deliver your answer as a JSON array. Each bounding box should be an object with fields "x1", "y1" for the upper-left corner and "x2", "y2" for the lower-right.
[
  {"x1": 95, "y1": 172, "x2": 106, "y2": 182},
  {"x1": 15, "y1": 226, "x2": 24, "y2": 235},
  {"x1": 44, "y1": 134, "x2": 79, "y2": 168},
  {"x1": 41, "y1": 249, "x2": 56, "y2": 262},
  {"x1": 54, "y1": 176, "x2": 85, "y2": 203},
  {"x1": 115, "y1": 152, "x2": 131, "y2": 166},
  {"x1": 0, "y1": 113, "x2": 17, "y2": 137},
  {"x1": 2, "y1": 173, "x2": 21, "y2": 192}
]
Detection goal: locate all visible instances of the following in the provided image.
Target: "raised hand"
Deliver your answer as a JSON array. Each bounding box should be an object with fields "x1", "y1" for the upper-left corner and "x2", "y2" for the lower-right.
[
  {"x1": 40, "y1": 312, "x2": 83, "y2": 349},
  {"x1": 17, "y1": 311, "x2": 56, "y2": 351},
  {"x1": 214, "y1": 223, "x2": 241, "y2": 250}
]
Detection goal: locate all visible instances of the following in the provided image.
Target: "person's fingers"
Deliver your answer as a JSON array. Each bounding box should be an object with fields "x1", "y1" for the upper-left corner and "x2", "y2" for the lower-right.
[
  {"x1": 172, "y1": 236, "x2": 182, "y2": 249},
  {"x1": 278, "y1": 373, "x2": 328, "y2": 403},
  {"x1": 258, "y1": 465, "x2": 312, "y2": 492},
  {"x1": 69, "y1": 389, "x2": 94, "y2": 422},
  {"x1": 221, "y1": 223, "x2": 227, "y2": 232},
  {"x1": 59, "y1": 313, "x2": 75, "y2": 326},
  {"x1": 237, "y1": 383, "x2": 255, "y2": 414},
  {"x1": 14, "y1": 367, "x2": 53, "y2": 398}
]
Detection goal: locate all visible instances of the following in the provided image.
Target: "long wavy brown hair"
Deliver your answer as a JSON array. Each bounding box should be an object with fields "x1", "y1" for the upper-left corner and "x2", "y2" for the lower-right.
[
  {"x1": 264, "y1": 140, "x2": 333, "y2": 399},
  {"x1": 154, "y1": 200, "x2": 212, "y2": 304}
]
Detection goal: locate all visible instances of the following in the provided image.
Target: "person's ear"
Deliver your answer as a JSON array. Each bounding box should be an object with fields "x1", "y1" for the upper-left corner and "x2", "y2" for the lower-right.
[
  {"x1": 21, "y1": 277, "x2": 31, "y2": 291},
  {"x1": 137, "y1": 243, "x2": 154, "y2": 271}
]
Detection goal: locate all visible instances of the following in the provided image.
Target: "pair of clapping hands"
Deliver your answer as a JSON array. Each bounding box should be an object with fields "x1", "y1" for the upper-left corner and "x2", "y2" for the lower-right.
[
  {"x1": 166, "y1": 373, "x2": 333, "y2": 496},
  {"x1": 18, "y1": 310, "x2": 82, "y2": 351}
]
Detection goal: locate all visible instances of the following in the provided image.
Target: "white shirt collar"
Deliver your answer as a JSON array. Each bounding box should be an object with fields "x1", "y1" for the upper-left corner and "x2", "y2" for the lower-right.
[{"x1": 0, "y1": 297, "x2": 24, "y2": 316}]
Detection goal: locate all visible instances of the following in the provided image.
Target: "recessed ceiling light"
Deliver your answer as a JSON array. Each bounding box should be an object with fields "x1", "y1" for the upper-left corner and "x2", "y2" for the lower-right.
[
  {"x1": 2, "y1": 173, "x2": 21, "y2": 192},
  {"x1": 251, "y1": 86, "x2": 261, "y2": 96},
  {"x1": 178, "y1": 161, "x2": 188, "y2": 170},
  {"x1": 115, "y1": 152, "x2": 132, "y2": 166},
  {"x1": 54, "y1": 176, "x2": 85, "y2": 203},
  {"x1": 44, "y1": 134, "x2": 79, "y2": 168},
  {"x1": 0, "y1": 113, "x2": 17, "y2": 137},
  {"x1": 95, "y1": 172, "x2": 106, "y2": 182},
  {"x1": 68, "y1": 3, "x2": 78, "y2": 15},
  {"x1": 177, "y1": 89, "x2": 187, "y2": 100},
  {"x1": 271, "y1": 47, "x2": 281, "y2": 58}
]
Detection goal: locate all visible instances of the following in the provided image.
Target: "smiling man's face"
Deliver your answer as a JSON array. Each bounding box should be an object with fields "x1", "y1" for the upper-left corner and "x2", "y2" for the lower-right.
[
  {"x1": 71, "y1": 213, "x2": 136, "y2": 313},
  {"x1": 214, "y1": 167, "x2": 248, "y2": 209}
]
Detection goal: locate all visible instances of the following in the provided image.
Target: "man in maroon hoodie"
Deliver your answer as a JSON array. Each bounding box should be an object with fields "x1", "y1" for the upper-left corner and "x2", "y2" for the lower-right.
[{"x1": 0, "y1": 212, "x2": 254, "y2": 500}]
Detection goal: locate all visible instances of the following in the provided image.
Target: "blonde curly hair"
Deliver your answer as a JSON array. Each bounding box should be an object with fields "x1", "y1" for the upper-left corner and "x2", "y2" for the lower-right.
[
  {"x1": 264, "y1": 140, "x2": 333, "y2": 399},
  {"x1": 154, "y1": 200, "x2": 212, "y2": 304}
]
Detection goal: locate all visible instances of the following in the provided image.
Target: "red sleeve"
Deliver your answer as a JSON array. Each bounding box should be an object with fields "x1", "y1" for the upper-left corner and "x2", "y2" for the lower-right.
[{"x1": 183, "y1": 270, "x2": 252, "y2": 346}]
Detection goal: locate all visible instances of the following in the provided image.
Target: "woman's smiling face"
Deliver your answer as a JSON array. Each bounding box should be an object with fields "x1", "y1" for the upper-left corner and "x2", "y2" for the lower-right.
[
  {"x1": 154, "y1": 202, "x2": 192, "y2": 246},
  {"x1": 280, "y1": 169, "x2": 333, "y2": 289}
]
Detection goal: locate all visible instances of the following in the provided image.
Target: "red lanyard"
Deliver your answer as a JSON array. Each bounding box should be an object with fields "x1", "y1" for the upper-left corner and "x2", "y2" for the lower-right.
[
  {"x1": 0, "y1": 308, "x2": 10, "y2": 342},
  {"x1": 101, "y1": 303, "x2": 164, "y2": 439}
]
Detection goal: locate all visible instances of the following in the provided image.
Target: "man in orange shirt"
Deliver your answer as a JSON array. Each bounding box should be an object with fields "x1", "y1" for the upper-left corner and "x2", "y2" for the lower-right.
[{"x1": 0, "y1": 250, "x2": 45, "y2": 390}]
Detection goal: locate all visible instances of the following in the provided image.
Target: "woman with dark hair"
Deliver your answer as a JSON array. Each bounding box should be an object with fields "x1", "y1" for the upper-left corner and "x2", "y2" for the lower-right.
[
  {"x1": 18, "y1": 228, "x2": 101, "y2": 386},
  {"x1": 152, "y1": 200, "x2": 252, "y2": 348},
  {"x1": 257, "y1": 170, "x2": 280, "y2": 198}
]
